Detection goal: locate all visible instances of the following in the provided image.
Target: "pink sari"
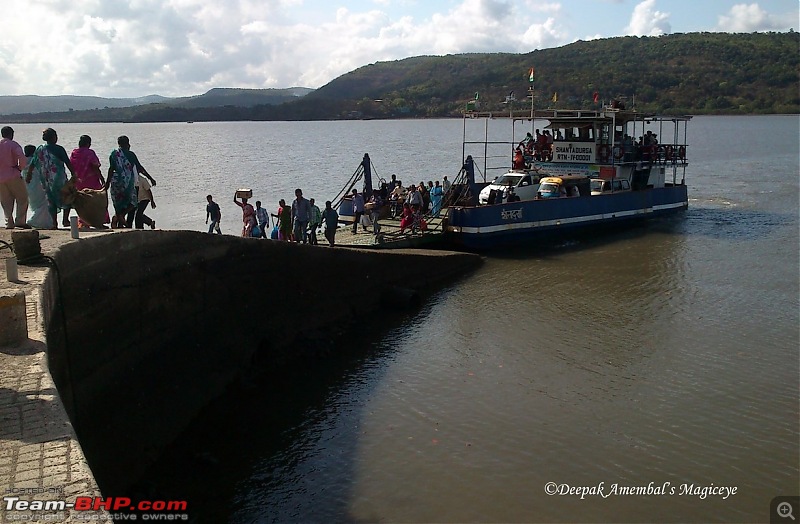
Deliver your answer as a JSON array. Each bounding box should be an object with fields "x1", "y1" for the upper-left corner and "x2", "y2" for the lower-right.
[{"x1": 69, "y1": 146, "x2": 109, "y2": 225}]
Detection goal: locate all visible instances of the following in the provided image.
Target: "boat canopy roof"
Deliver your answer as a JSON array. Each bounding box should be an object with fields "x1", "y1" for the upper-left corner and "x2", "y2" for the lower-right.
[{"x1": 468, "y1": 109, "x2": 692, "y2": 125}]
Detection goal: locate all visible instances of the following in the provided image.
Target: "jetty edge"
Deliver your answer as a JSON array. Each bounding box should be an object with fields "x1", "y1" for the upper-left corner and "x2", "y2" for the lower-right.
[{"x1": 1, "y1": 228, "x2": 482, "y2": 517}]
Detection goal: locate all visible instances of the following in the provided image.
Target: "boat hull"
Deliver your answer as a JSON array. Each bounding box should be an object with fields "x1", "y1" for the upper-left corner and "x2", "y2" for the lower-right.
[{"x1": 444, "y1": 185, "x2": 687, "y2": 250}]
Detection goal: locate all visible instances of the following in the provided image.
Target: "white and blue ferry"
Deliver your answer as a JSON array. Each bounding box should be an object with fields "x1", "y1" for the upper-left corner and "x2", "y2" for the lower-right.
[{"x1": 441, "y1": 106, "x2": 691, "y2": 250}]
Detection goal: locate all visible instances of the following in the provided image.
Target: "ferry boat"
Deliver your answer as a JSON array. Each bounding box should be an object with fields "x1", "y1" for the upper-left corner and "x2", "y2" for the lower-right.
[{"x1": 442, "y1": 105, "x2": 691, "y2": 250}]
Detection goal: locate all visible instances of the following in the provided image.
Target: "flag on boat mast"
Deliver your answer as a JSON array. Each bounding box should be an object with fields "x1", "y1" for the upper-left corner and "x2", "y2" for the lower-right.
[
  {"x1": 552, "y1": 92, "x2": 558, "y2": 102},
  {"x1": 528, "y1": 67, "x2": 535, "y2": 83},
  {"x1": 593, "y1": 91, "x2": 600, "y2": 103},
  {"x1": 475, "y1": 92, "x2": 479, "y2": 100}
]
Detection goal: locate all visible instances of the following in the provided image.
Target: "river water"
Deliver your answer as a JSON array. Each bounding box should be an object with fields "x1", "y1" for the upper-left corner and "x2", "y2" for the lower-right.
[{"x1": 10, "y1": 116, "x2": 799, "y2": 522}]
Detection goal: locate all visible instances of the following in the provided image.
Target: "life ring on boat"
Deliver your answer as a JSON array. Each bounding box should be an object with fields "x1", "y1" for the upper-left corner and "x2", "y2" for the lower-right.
[
  {"x1": 678, "y1": 145, "x2": 686, "y2": 161},
  {"x1": 598, "y1": 144, "x2": 611, "y2": 163},
  {"x1": 612, "y1": 146, "x2": 624, "y2": 161},
  {"x1": 665, "y1": 145, "x2": 674, "y2": 161}
]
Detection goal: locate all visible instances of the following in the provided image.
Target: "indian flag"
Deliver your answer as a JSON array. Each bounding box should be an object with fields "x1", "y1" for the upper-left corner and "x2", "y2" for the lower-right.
[{"x1": 528, "y1": 67, "x2": 535, "y2": 83}]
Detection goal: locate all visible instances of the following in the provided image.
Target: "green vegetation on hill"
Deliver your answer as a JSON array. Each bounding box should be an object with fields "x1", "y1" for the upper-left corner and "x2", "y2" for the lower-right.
[{"x1": 5, "y1": 31, "x2": 798, "y2": 123}]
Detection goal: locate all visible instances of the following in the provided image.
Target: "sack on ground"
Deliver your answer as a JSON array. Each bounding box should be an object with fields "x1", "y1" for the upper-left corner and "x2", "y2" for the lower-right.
[
  {"x1": 251, "y1": 225, "x2": 261, "y2": 237},
  {"x1": 360, "y1": 214, "x2": 372, "y2": 227},
  {"x1": 270, "y1": 226, "x2": 279, "y2": 239}
]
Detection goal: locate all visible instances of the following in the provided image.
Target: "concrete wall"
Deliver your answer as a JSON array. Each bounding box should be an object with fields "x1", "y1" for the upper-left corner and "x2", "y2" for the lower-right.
[{"x1": 40, "y1": 231, "x2": 481, "y2": 494}]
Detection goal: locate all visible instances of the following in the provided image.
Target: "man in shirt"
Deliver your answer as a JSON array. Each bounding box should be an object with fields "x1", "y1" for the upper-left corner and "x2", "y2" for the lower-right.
[
  {"x1": 321, "y1": 200, "x2": 338, "y2": 247},
  {"x1": 255, "y1": 200, "x2": 269, "y2": 239},
  {"x1": 0, "y1": 126, "x2": 29, "y2": 229},
  {"x1": 291, "y1": 188, "x2": 312, "y2": 243},
  {"x1": 308, "y1": 198, "x2": 322, "y2": 245},
  {"x1": 206, "y1": 194, "x2": 222, "y2": 234},
  {"x1": 351, "y1": 188, "x2": 365, "y2": 234}
]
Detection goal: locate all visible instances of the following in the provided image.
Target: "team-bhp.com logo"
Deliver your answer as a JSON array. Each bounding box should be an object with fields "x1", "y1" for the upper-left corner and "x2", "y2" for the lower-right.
[{"x1": 3, "y1": 496, "x2": 189, "y2": 520}]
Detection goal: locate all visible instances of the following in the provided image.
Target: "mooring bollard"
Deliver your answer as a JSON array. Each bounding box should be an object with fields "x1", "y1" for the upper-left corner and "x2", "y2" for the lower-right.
[{"x1": 70, "y1": 215, "x2": 80, "y2": 239}]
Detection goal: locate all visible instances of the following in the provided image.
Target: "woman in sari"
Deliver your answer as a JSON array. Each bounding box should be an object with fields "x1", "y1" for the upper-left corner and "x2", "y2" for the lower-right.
[
  {"x1": 429, "y1": 180, "x2": 444, "y2": 217},
  {"x1": 25, "y1": 128, "x2": 75, "y2": 229},
  {"x1": 106, "y1": 135, "x2": 156, "y2": 228},
  {"x1": 271, "y1": 199, "x2": 292, "y2": 241},
  {"x1": 233, "y1": 192, "x2": 256, "y2": 237},
  {"x1": 69, "y1": 135, "x2": 108, "y2": 227}
]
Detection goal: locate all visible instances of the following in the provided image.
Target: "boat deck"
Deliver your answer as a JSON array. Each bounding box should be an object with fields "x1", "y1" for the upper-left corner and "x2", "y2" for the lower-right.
[{"x1": 334, "y1": 214, "x2": 445, "y2": 249}]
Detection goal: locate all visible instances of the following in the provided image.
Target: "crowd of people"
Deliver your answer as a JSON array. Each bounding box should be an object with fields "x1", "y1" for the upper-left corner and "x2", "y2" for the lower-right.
[
  {"x1": 218, "y1": 188, "x2": 339, "y2": 247},
  {"x1": 0, "y1": 125, "x2": 156, "y2": 231}
]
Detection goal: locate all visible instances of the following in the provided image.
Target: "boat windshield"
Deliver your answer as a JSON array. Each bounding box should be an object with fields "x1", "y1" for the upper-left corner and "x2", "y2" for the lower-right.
[{"x1": 494, "y1": 174, "x2": 523, "y2": 187}]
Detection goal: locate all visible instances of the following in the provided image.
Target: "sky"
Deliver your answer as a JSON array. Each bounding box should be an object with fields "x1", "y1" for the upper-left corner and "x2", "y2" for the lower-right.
[{"x1": 1, "y1": 0, "x2": 797, "y2": 98}]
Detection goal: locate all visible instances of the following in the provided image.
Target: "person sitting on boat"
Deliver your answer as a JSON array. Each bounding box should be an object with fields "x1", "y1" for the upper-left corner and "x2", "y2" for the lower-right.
[
  {"x1": 389, "y1": 182, "x2": 405, "y2": 218},
  {"x1": 506, "y1": 188, "x2": 520, "y2": 202},
  {"x1": 534, "y1": 129, "x2": 545, "y2": 161}
]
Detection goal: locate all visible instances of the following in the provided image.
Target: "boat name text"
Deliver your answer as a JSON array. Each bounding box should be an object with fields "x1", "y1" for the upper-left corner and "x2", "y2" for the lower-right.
[{"x1": 501, "y1": 208, "x2": 523, "y2": 221}]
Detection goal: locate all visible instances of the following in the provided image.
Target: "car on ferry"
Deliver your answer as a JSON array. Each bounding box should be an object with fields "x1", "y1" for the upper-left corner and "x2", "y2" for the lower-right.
[
  {"x1": 478, "y1": 171, "x2": 540, "y2": 204},
  {"x1": 536, "y1": 175, "x2": 590, "y2": 199},
  {"x1": 590, "y1": 178, "x2": 631, "y2": 195}
]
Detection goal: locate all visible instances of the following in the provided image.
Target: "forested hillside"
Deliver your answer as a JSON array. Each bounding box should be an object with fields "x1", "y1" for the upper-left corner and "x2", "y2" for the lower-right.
[{"x1": 5, "y1": 31, "x2": 797, "y2": 123}]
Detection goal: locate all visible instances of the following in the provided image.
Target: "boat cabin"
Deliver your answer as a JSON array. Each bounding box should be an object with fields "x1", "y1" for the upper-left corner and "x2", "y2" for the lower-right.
[
  {"x1": 478, "y1": 170, "x2": 541, "y2": 205},
  {"x1": 536, "y1": 175, "x2": 590, "y2": 199}
]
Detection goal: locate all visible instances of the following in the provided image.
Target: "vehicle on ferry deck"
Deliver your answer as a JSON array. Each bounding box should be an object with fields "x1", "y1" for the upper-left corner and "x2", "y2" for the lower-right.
[
  {"x1": 590, "y1": 178, "x2": 631, "y2": 195},
  {"x1": 478, "y1": 171, "x2": 541, "y2": 204}
]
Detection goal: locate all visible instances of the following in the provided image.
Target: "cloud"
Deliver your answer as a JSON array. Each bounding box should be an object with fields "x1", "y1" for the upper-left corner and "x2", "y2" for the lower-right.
[
  {"x1": 717, "y1": 3, "x2": 786, "y2": 32},
  {"x1": 625, "y1": 0, "x2": 671, "y2": 36}
]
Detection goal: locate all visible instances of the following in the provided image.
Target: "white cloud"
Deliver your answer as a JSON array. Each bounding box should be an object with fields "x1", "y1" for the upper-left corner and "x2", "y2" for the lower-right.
[
  {"x1": 717, "y1": 3, "x2": 785, "y2": 32},
  {"x1": 625, "y1": 0, "x2": 671, "y2": 36}
]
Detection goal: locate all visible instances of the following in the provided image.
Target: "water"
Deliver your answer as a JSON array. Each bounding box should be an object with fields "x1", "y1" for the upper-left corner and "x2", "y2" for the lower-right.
[{"x1": 10, "y1": 116, "x2": 799, "y2": 522}]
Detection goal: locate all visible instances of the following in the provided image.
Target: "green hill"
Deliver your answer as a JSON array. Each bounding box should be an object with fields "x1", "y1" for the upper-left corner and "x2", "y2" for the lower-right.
[{"x1": 5, "y1": 31, "x2": 798, "y2": 123}]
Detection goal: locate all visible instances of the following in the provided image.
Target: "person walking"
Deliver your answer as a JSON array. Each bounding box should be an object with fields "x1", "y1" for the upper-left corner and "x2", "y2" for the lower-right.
[
  {"x1": 134, "y1": 173, "x2": 156, "y2": 229},
  {"x1": 106, "y1": 135, "x2": 156, "y2": 228},
  {"x1": 69, "y1": 134, "x2": 108, "y2": 227},
  {"x1": 308, "y1": 197, "x2": 322, "y2": 245},
  {"x1": 0, "y1": 126, "x2": 29, "y2": 229},
  {"x1": 26, "y1": 128, "x2": 76, "y2": 229},
  {"x1": 351, "y1": 189, "x2": 365, "y2": 234},
  {"x1": 255, "y1": 200, "x2": 269, "y2": 239},
  {"x1": 321, "y1": 200, "x2": 338, "y2": 247},
  {"x1": 233, "y1": 191, "x2": 256, "y2": 237},
  {"x1": 291, "y1": 188, "x2": 312, "y2": 243},
  {"x1": 206, "y1": 194, "x2": 222, "y2": 234}
]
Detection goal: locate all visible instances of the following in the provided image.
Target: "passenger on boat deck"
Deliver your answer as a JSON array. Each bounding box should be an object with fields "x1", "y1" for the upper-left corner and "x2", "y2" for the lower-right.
[
  {"x1": 351, "y1": 188, "x2": 365, "y2": 234},
  {"x1": 417, "y1": 181, "x2": 429, "y2": 212},
  {"x1": 513, "y1": 148, "x2": 525, "y2": 170},
  {"x1": 519, "y1": 132, "x2": 534, "y2": 150},
  {"x1": 390, "y1": 174, "x2": 402, "y2": 190},
  {"x1": 442, "y1": 176, "x2": 451, "y2": 194},
  {"x1": 398, "y1": 203, "x2": 413, "y2": 234},
  {"x1": 506, "y1": 188, "x2": 520, "y2": 202},
  {"x1": 405, "y1": 184, "x2": 423, "y2": 211},
  {"x1": 367, "y1": 192, "x2": 383, "y2": 235},
  {"x1": 430, "y1": 180, "x2": 444, "y2": 217},
  {"x1": 389, "y1": 182, "x2": 405, "y2": 217}
]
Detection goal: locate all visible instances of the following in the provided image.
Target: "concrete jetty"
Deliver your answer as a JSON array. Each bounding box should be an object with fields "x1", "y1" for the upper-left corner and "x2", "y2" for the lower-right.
[{"x1": 0, "y1": 228, "x2": 481, "y2": 520}]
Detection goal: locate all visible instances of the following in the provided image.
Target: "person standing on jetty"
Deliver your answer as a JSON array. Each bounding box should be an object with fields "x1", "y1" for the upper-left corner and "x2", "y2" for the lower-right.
[
  {"x1": 351, "y1": 188, "x2": 365, "y2": 234},
  {"x1": 255, "y1": 200, "x2": 269, "y2": 239},
  {"x1": 0, "y1": 126, "x2": 29, "y2": 229},
  {"x1": 106, "y1": 135, "x2": 156, "y2": 228},
  {"x1": 26, "y1": 128, "x2": 76, "y2": 229},
  {"x1": 321, "y1": 200, "x2": 338, "y2": 247},
  {"x1": 69, "y1": 135, "x2": 108, "y2": 227},
  {"x1": 206, "y1": 195, "x2": 222, "y2": 234},
  {"x1": 308, "y1": 198, "x2": 322, "y2": 245},
  {"x1": 233, "y1": 191, "x2": 256, "y2": 237},
  {"x1": 291, "y1": 188, "x2": 312, "y2": 243},
  {"x1": 272, "y1": 199, "x2": 292, "y2": 241}
]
